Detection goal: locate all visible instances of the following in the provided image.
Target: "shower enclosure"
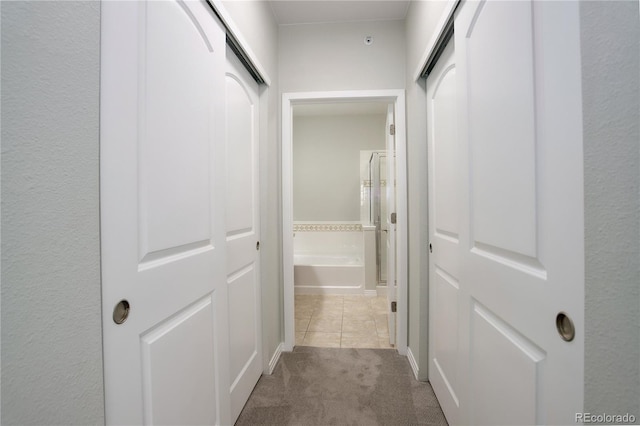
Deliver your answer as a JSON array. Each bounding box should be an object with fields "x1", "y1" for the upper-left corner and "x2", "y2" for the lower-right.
[{"x1": 368, "y1": 152, "x2": 387, "y2": 286}]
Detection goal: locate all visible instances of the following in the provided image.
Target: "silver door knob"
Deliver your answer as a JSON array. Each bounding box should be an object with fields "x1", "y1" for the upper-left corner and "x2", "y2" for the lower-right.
[
  {"x1": 113, "y1": 300, "x2": 130, "y2": 324},
  {"x1": 556, "y1": 312, "x2": 575, "y2": 342}
]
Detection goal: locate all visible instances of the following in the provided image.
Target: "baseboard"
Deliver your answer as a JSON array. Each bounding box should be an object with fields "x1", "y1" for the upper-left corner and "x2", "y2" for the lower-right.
[
  {"x1": 376, "y1": 285, "x2": 387, "y2": 297},
  {"x1": 364, "y1": 290, "x2": 377, "y2": 297},
  {"x1": 407, "y1": 347, "x2": 419, "y2": 380},
  {"x1": 268, "y1": 342, "x2": 283, "y2": 375}
]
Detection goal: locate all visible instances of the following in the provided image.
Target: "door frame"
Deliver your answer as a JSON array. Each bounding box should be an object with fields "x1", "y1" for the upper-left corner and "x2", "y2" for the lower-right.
[{"x1": 281, "y1": 90, "x2": 407, "y2": 354}]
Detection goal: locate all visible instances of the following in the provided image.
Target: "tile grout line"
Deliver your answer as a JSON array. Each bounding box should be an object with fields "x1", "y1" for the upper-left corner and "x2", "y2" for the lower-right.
[{"x1": 295, "y1": 294, "x2": 389, "y2": 349}]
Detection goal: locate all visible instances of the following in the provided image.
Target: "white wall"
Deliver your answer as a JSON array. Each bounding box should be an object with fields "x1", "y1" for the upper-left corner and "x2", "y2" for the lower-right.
[
  {"x1": 220, "y1": 0, "x2": 282, "y2": 371},
  {"x1": 293, "y1": 114, "x2": 385, "y2": 221},
  {"x1": 580, "y1": 0, "x2": 640, "y2": 417},
  {"x1": 1, "y1": 1, "x2": 104, "y2": 424},
  {"x1": 404, "y1": 0, "x2": 449, "y2": 380},
  {"x1": 279, "y1": 20, "x2": 405, "y2": 92}
]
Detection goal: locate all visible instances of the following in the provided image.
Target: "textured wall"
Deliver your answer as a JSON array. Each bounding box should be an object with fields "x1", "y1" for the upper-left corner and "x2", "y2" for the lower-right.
[
  {"x1": 293, "y1": 114, "x2": 386, "y2": 221},
  {"x1": 1, "y1": 1, "x2": 104, "y2": 424},
  {"x1": 581, "y1": 0, "x2": 640, "y2": 418},
  {"x1": 404, "y1": 0, "x2": 449, "y2": 380},
  {"x1": 221, "y1": 0, "x2": 282, "y2": 371}
]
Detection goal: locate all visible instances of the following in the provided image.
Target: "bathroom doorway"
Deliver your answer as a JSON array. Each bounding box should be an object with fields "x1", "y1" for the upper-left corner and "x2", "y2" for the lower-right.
[
  {"x1": 291, "y1": 102, "x2": 390, "y2": 348},
  {"x1": 282, "y1": 90, "x2": 408, "y2": 354}
]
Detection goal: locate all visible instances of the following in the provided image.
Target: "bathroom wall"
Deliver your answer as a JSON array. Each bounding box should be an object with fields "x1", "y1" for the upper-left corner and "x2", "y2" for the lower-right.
[{"x1": 293, "y1": 114, "x2": 385, "y2": 221}]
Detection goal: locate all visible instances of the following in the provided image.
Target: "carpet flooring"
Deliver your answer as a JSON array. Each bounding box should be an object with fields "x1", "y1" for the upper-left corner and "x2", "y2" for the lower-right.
[{"x1": 235, "y1": 347, "x2": 448, "y2": 426}]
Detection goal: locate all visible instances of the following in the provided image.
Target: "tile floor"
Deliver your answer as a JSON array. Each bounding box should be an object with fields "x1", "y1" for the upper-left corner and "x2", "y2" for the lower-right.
[{"x1": 295, "y1": 294, "x2": 393, "y2": 349}]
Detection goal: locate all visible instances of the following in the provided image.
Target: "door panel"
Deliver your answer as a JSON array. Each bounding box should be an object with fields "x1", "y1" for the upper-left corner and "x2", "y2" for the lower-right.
[
  {"x1": 427, "y1": 40, "x2": 460, "y2": 425},
  {"x1": 228, "y1": 267, "x2": 258, "y2": 379},
  {"x1": 141, "y1": 296, "x2": 217, "y2": 425},
  {"x1": 226, "y1": 74, "x2": 255, "y2": 234},
  {"x1": 470, "y1": 301, "x2": 544, "y2": 425},
  {"x1": 428, "y1": 1, "x2": 584, "y2": 424},
  {"x1": 141, "y1": 0, "x2": 214, "y2": 256},
  {"x1": 432, "y1": 267, "x2": 459, "y2": 394},
  {"x1": 432, "y1": 62, "x2": 459, "y2": 242},
  {"x1": 457, "y1": 2, "x2": 585, "y2": 422},
  {"x1": 466, "y1": 0, "x2": 538, "y2": 260},
  {"x1": 101, "y1": 1, "x2": 230, "y2": 424},
  {"x1": 225, "y1": 48, "x2": 262, "y2": 424}
]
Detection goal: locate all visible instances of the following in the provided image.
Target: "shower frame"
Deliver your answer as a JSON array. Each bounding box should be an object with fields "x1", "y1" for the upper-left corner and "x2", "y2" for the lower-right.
[{"x1": 369, "y1": 151, "x2": 387, "y2": 286}]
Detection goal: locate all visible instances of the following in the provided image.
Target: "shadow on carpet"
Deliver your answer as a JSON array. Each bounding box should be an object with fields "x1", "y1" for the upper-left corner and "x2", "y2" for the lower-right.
[{"x1": 235, "y1": 346, "x2": 448, "y2": 426}]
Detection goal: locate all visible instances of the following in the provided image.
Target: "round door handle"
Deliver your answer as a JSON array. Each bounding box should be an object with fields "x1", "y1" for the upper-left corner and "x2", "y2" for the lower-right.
[
  {"x1": 556, "y1": 312, "x2": 575, "y2": 342},
  {"x1": 113, "y1": 299, "x2": 130, "y2": 325}
]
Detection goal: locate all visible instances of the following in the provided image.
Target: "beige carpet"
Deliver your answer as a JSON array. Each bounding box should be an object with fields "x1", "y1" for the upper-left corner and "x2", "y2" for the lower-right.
[{"x1": 235, "y1": 346, "x2": 448, "y2": 426}]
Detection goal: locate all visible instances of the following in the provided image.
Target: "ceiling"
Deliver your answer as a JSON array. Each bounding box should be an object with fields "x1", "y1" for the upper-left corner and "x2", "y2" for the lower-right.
[{"x1": 268, "y1": 1, "x2": 411, "y2": 25}]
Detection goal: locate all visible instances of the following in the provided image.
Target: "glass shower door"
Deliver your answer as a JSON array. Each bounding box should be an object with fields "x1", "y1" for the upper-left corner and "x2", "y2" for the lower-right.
[{"x1": 369, "y1": 152, "x2": 387, "y2": 286}]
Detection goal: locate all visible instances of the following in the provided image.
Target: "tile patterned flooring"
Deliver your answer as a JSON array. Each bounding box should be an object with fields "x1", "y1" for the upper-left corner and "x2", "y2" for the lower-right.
[{"x1": 295, "y1": 294, "x2": 394, "y2": 349}]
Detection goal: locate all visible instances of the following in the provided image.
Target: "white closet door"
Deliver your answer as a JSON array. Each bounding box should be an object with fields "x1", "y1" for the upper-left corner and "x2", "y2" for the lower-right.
[
  {"x1": 427, "y1": 39, "x2": 461, "y2": 426},
  {"x1": 225, "y1": 47, "x2": 263, "y2": 424},
  {"x1": 428, "y1": 1, "x2": 585, "y2": 424},
  {"x1": 100, "y1": 1, "x2": 230, "y2": 424}
]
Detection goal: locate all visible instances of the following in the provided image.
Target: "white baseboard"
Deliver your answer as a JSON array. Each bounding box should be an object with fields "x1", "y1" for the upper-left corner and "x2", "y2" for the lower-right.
[
  {"x1": 376, "y1": 285, "x2": 387, "y2": 297},
  {"x1": 364, "y1": 290, "x2": 377, "y2": 297},
  {"x1": 407, "y1": 347, "x2": 419, "y2": 380},
  {"x1": 267, "y1": 342, "x2": 283, "y2": 375}
]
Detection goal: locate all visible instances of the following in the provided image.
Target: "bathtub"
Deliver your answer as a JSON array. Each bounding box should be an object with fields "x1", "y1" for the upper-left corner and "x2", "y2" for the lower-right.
[{"x1": 293, "y1": 223, "x2": 365, "y2": 294}]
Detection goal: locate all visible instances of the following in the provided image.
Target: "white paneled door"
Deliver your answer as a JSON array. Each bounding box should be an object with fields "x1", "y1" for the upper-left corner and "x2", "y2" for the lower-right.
[
  {"x1": 101, "y1": 1, "x2": 230, "y2": 425},
  {"x1": 428, "y1": 1, "x2": 584, "y2": 424},
  {"x1": 225, "y1": 48, "x2": 262, "y2": 424},
  {"x1": 427, "y1": 39, "x2": 461, "y2": 426}
]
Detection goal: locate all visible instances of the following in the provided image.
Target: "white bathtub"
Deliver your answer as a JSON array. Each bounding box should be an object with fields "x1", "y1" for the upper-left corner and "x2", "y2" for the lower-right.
[
  {"x1": 293, "y1": 224, "x2": 365, "y2": 294},
  {"x1": 294, "y1": 254, "x2": 362, "y2": 266}
]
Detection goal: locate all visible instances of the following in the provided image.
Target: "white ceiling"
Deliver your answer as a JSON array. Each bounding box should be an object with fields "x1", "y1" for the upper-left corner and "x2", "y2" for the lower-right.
[
  {"x1": 269, "y1": 1, "x2": 411, "y2": 25},
  {"x1": 293, "y1": 101, "x2": 389, "y2": 117}
]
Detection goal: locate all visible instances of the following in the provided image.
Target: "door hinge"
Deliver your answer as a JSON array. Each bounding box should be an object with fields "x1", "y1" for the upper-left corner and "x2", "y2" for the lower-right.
[
  {"x1": 390, "y1": 212, "x2": 397, "y2": 224},
  {"x1": 389, "y1": 124, "x2": 395, "y2": 136},
  {"x1": 391, "y1": 301, "x2": 397, "y2": 313}
]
